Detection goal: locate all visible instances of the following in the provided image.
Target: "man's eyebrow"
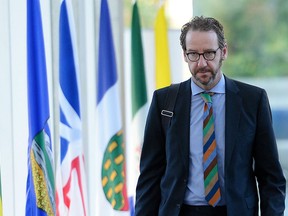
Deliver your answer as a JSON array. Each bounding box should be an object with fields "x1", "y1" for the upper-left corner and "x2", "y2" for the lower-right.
[
  {"x1": 186, "y1": 49, "x2": 198, "y2": 52},
  {"x1": 186, "y1": 49, "x2": 216, "y2": 53}
]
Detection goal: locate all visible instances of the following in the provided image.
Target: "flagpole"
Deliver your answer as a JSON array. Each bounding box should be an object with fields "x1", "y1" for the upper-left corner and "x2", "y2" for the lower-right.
[{"x1": 51, "y1": 0, "x2": 60, "y2": 175}]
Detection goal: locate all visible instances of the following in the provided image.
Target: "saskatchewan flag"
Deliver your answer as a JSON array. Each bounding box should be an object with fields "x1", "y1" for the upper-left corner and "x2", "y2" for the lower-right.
[
  {"x1": 26, "y1": 0, "x2": 55, "y2": 215},
  {"x1": 95, "y1": 0, "x2": 130, "y2": 215},
  {"x1": 154, "y1": 3, "x2": 171, "y2": 89},
  {"x1": 127, "y1": 2, "x2": 148, "y2": 214}
]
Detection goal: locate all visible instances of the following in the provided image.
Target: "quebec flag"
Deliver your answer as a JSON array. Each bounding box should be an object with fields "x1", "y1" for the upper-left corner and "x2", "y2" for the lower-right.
[
  {"x1": 56, "y1": 0, "x2": 88, "y2": 215},
  {"x1": 95, "y1": 0, "x2": 130, "y2": 215}
]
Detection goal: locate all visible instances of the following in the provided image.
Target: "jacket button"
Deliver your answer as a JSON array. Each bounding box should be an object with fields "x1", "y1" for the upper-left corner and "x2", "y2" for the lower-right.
[
  {"x1": 183, "y1": 179, "x2": 187, "y2": 183},
  {"x1": 176, "y1": 204, "x2": 181, "y2": 208}
]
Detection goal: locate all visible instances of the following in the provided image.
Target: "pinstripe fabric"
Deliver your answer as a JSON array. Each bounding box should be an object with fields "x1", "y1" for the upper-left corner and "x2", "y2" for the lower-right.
[{"x1": 201, "y1": 92, "x2": 221, "y2": 207}]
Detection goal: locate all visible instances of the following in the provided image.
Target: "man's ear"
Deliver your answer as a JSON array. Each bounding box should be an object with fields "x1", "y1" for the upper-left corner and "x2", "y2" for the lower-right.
[{"x1": 222, "y1": 44, "x2": 228, "y2": 60}]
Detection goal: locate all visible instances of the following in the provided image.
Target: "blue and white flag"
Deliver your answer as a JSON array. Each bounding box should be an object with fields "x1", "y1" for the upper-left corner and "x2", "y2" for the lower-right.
[
  {"x1": 95, "y1": 0, "x2": 130, "y2": 215},
  {"x1": 26, "y1": 0, "x2": 55, "y2": 215},
  {"x1": 56, "y1": 0, "x2": 88, "y2": 215}
]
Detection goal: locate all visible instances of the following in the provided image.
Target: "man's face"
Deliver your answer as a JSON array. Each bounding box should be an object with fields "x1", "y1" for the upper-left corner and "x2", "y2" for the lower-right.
[{"x1": 183, "y1": 30, "x2": 228, "y2": 90}]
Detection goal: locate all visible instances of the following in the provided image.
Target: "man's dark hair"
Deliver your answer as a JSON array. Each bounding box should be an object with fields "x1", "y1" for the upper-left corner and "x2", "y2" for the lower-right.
[{"x1": 180, "y1": 16, "x2": 226, "y2": 51}]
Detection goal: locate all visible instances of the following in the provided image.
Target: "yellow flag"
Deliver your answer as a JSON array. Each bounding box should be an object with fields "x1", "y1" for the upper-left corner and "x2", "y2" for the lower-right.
[{"x1": 154, "y1": 4, "x2": 171, "y2": 89}]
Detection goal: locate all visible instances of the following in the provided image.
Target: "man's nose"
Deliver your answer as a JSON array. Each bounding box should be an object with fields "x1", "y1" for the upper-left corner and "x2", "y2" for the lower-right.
[{"x1": 197, "y1": 55, "x2": 208, "y2": 67}]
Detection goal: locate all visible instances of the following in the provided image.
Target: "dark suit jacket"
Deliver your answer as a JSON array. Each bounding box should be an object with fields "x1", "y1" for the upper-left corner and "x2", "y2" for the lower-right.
[{"x1": 135, "y1": 76, "x2": 286, "y2": 216}]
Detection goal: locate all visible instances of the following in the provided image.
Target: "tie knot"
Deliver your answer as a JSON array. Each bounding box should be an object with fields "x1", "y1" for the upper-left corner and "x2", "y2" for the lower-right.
[{"x1": 201, "y1": 92, "x2": 213, "y2": 103}]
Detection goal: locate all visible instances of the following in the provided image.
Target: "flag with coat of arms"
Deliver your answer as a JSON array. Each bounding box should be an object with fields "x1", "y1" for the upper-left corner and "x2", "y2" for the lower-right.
[
  {"x1": 26, "y1": 0, "x2": 55, "y2": 215},
  {"x1": 95, "y1": 0, "x2": 130, "y2": 215}
]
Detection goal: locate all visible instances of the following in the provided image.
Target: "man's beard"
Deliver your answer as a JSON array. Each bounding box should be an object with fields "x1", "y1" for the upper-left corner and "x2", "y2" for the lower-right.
[{"x1": 194, "y1": 59, "x2": 223, "y2": 87}]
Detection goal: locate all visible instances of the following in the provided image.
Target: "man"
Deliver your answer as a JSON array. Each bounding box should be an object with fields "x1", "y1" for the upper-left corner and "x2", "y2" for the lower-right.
[{"x1": 135, "y1": 16, "x2": 286, "y2": 216}]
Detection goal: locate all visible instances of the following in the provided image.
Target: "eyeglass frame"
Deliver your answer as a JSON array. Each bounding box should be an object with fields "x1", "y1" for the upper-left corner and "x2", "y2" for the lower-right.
[{"x1": 185, "y1": 47, "x2": 221, "y2": 62}]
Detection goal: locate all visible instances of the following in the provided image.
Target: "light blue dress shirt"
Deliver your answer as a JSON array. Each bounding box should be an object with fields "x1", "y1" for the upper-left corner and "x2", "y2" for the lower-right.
[{"x1": 184, "y1": 74, "x2": 226, "y2": 206}]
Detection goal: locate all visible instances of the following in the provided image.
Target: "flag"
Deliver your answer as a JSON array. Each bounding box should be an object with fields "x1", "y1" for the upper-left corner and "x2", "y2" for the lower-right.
[
  {"x1": 56, "y1": 0, "x2": 88, "y2": 215},
  {"x1": 154, "y1": 3, "x2": 171, "y2": 89},
  {"x1": 127, "y1": 2, "x2": 148, "y2": 215},
  {"x1": 0, "y1": 169, "x2": 2, "y2": 216},
  {"x1": 95, "y1": 0, "x2": 130, "y2": 215},
  {"x1": 26, "y1": 0, "x2": 55, "y2": 215}
]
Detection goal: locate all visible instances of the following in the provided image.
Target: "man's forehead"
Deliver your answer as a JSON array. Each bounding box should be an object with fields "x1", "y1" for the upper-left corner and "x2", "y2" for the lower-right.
[{"x1": 185, "y1": 30, "x2": 218, "y2": 49}]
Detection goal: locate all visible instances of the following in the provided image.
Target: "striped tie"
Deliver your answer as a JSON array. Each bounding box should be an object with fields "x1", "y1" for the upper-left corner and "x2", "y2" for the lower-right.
[{"x1": 201, "y1": 92, "x2": 221, "y2": 207}]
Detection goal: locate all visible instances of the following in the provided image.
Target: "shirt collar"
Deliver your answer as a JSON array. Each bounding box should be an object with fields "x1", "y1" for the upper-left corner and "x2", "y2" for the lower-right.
[{"x1": 191, "y1": 74, "x2": 226, "y2": 96}]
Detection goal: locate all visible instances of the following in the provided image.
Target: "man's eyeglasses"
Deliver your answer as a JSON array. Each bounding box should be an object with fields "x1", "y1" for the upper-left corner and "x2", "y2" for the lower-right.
[{"x1": 186, "y1": 47, "x2": 221, "y2": 62}]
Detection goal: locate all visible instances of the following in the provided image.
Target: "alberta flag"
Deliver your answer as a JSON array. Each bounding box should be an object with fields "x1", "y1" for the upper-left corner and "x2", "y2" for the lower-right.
[
  {"x1": 95, "y1": 0, "x2": 130, "y2": 215},
  {"x1": 56, "y1": 0, "x2": 88, "y2": 215},
  {"x1": 26, "y1": 0, "x2": 55, "y2": 215}
]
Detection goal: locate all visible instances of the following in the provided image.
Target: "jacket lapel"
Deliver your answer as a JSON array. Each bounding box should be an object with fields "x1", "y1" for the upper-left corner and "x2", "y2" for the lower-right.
[
  {"x1": 225, "y1": 77, "x2": 242, "y2": 168},
  {"x1": 173, "y1": 79, "x2": 191, "y2": 170}
]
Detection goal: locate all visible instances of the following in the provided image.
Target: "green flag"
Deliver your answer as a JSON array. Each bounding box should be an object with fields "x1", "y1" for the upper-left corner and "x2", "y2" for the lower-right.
[
  {"x1": 131, "y1": 1, "x2": 147, "y2": 117},
  {"x1": 127, "y1": 1, "x2": 148, "y2": 212}
]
